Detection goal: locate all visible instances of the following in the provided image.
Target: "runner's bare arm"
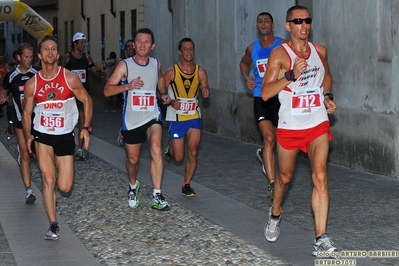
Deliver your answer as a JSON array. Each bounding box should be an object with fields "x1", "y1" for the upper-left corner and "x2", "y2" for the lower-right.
[
  {"x1": 67, "y1": 71, "x2": 93, "y2": 150},
  {"x1": 261, "y1": 47, "x2": 291, "y2": 101},
  {"x1": 158, "y1": 61, "x2": 171, "y2": 104},
  {"x1": 315, "y1": 44, "x2": 336, "y2": 114},
  {"x1": 22, "y1": 77, "x2": 35, "y2": 153},
  {"x1": 315, "y1": 44, "x2": 333, "y2": 94},
  {"x1": 104, "y1": 60, "x2": 129, "y2": 97},
  {"x1": 163, "y1": 66, "x2": 174, "y2": 88},
  {"x1": 199, "y1": 67, "x2": 210, "y2": 99},
  {"x1": 239, "y1": 44, "x2": 257, "y2": 90},
  {"x1": 87, "y1": 54, "x2": 101, "y2": 74},
  {"x1": 58, "y1": 53, "x2": 70, "y2": 67}
]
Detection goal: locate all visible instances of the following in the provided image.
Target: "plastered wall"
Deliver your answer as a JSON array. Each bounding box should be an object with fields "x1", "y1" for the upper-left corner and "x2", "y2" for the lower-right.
[{"x1": 57, "y1": 0, "x2": 399, "y2": 177}]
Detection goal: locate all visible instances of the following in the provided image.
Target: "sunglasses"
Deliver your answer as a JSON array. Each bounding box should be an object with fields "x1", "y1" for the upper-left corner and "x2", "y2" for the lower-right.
[{"x1": 287, "y1": 18, "x2": 312, "y2": 24}]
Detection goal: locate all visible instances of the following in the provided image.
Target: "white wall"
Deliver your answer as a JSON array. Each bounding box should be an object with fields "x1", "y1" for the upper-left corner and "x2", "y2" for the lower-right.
[
  {"x1": 52, "y1": 0, "x2": 399, "y2": 177},
  {"x1": 144, "y1": 0, "x2": 399, "y2": 177},
  {"x1": 312, "y1": 0, "x2": 399, "y2": 176}
]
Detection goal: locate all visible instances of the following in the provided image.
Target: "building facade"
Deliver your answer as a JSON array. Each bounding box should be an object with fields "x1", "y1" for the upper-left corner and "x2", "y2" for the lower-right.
[
  {"x1": 57, "y1": 0, "x2": 144, "y2": 61},
  {"x1": 6, "y1": 0, "x2": 399, "y2": 177}
]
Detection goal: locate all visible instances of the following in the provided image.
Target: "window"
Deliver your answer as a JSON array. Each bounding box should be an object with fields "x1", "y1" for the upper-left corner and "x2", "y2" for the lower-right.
[
  {"x1": 110, "y1": 0, "x2": 116, "y2": 17},
  {"x1": 131, "y1": 9, "x2": 137, "y2": 39},
  {"x1": 101, "y1": 14, "x2": 105, "y2": 60},
  {"x1": 120, "y1": 11, "x2": 125, "y2": 58},
  {"x1": 81, "y1": 0, "x2": 85, "y2": 19},
  {"x1": 52, "y1": 17, "x2": 58, "y2": 38},
  {"x1": 70, "y1": 20, "x2": 74, "y2": 40},
  {"x1": 64, "y1": 21, "x2": 68, "y2": 53},
  {"x1": 377, "y1": 0, "x2": 392, "y2": 62},
  {"x1": 86, "y1": 17, "x2": 90, "y2": 53}
]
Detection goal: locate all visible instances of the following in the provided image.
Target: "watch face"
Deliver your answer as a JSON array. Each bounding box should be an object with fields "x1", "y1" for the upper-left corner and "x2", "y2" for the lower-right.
[
  {"x1": 285, "y1": 70, "x2": 293, "y2": 81},
  {"x1": 325, "y1": 93, "x2": 333, "y2": 100}
]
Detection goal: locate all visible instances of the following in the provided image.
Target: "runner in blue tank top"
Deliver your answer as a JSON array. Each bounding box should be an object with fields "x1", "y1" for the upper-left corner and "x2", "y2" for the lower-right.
[{"x1": 239, "y1": 12, "x2": 285, "y2": 200}]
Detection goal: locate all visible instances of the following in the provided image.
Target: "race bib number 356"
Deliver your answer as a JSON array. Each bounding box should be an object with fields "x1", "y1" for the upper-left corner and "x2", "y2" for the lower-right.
[
  {"x1": 39, "y1": 111, "x2": 65, "y2": 130},
  {"x1": 40, "y1": 116, "x2": 65, "y2": 128}
]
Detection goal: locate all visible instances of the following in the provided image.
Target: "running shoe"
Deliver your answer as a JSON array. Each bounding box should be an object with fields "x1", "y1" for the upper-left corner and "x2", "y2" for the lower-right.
[
  {"x1": 25, "y1": 188, "x2": 36, "y2": 204},
  {"x1": 256, "y1": 148, "x2": 266, "y2": 175},
  {"x1": 264, "y1": 206, "x2": 282, "y2": 242},
  {"x1": 59, "y1": 189, "x2": 72, "y2": 198},
  {"x1": 75, "y1": 148, "x2": 84, "y2": 160},
  {"x1": 182, "y1": 184, "x2": 196, "y2": 197},
  {"x1": 17, "y1": 145, "x2": 21, "y2": 165},
  {"x1": 8, "y1": 123, "x2": 15, "y2": 135},
  {"x1": 44, "y1": 223, "x2": 59, "y2": 240},
  {"x1": 312, "y1": 233, "x2": 338, "y2": 257},
  {"x1": 151, "y1": 192, "x2": 170, "y2": 211},
  {"x1": 117, "y1": 127, "x2": 125, "y2": 146},
  {"x1": 5, "y1": 129, "x2": 11, "y2": 140},
  {"x1": 164, "y1": 143, "x2": 172, "y2": 161},
  {"x1": 128, "y1": 181, "x2": 140, "y2": 208},
  {"x1": 267, "y1": 180, "x2": 275, "y2": 199}
]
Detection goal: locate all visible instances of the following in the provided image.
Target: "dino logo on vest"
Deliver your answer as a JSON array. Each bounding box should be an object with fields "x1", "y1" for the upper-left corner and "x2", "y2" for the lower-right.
[{"x1": 43, "y1": 101, "x2": 64, "y2": 109}]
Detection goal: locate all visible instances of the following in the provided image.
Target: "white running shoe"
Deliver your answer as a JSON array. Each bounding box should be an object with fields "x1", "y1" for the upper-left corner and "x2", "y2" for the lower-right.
[
  {"x1": 127, "y1": 181, "x2": 140, "y2": 208},
  {"x1": 264, "y1": 206, "x2": 282, "y2": 242},
  {"x1": 256, "y1": 148, "x2": 266, "y2": 175},
  {"x1": 17, "y1": 145, "x2": 21, "y2": 165},
  {"x1": 117, "y1": 127, "x2": 125, "y2": 146}
]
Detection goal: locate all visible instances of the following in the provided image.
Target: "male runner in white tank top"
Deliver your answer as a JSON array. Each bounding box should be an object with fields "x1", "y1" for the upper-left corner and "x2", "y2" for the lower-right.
[
  {"x1": 104, "y1": 28, "x2": 172, "y2": 211},
  {"x1": 261, "y1": 5, "x2": 338, "y2": 257}
]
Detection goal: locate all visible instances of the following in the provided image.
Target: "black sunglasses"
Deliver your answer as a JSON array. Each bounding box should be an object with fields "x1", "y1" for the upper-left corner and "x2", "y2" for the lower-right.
[{"x1": 287, "y1": 18, "x2": 312, "y2": 25}]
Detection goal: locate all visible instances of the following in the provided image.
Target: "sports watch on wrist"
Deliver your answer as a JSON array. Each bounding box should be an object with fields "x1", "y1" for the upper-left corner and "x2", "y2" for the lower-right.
[
  {"x1": 324, "y1": 93, "x2": 334, "y2": 100},
  {"x1": 83, "y1": 126, "x2": 92, "y2": 134},
  {"x1": 284, "y1": 70, "x2": 296, "y2": 82}
]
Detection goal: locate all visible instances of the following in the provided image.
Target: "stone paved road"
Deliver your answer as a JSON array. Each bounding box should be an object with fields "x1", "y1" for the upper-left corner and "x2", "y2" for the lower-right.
[{"x1": 1, "y1": 98, "x2": 399, "y2": 265}]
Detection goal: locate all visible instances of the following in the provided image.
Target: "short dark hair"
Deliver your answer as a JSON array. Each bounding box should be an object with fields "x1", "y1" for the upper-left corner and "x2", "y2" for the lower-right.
[
  {"x1": 124, "y1": 39, "x2": 134, "y2": 49},
  {"x1": 16, "y1": 43, "x2": 33, "y2": 56},
  {"x1": 286, "y1": 5, "x2": 310, "y2": 22},
  {"x1": 38, "y1": 35, "x2": 58, "y2": 53},
  {"x1": 257, "y1": 12, "x2": 273, "y2": 23},
  {"x1": 134, "y1": 28, "x2": 155, "y2": 44},
  {"x1": 12, "y1": 50, "x2": 18, "y2": 60},
  {"x1": 110, "y1": 51, "x2": 116, "y2": 59},
  {"x1": 178, "y1": 38, "x2": 195, "y2": 50}
]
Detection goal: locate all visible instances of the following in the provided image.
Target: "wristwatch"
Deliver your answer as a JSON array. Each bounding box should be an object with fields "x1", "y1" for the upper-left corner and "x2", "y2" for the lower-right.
[
  {"x1": 324, "y1": 93, "x2": 334, "y2": 100},
  {"x1": 284, "y1": 70, "x2": 296, "y2": 82},
  {"x1": 83, "y1": 126, "x2": 92, "y2": 134}
]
